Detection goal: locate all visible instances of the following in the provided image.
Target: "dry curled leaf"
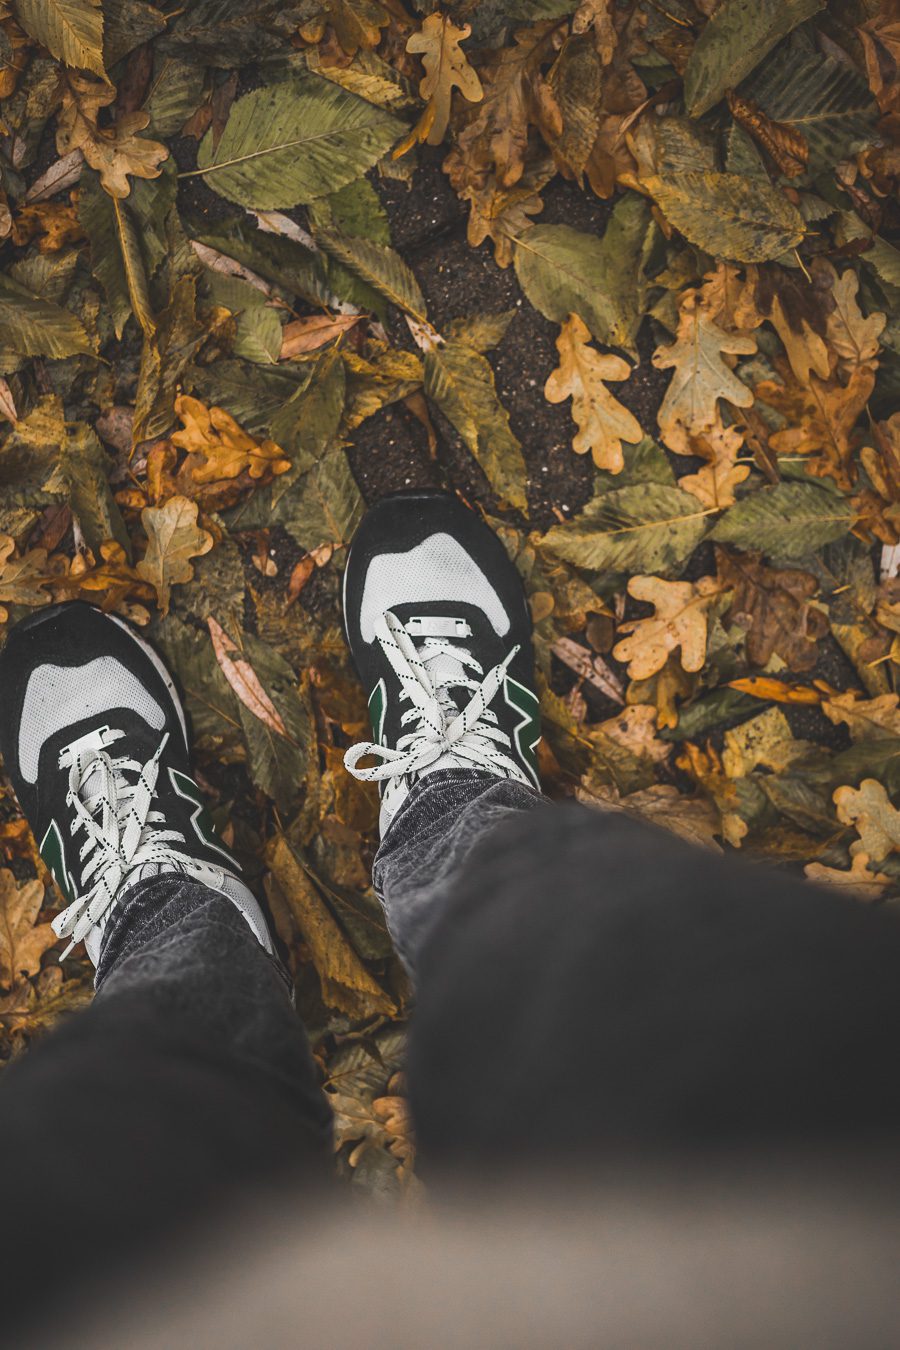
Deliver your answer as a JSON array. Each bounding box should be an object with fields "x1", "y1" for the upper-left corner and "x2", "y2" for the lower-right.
[
  {"x1": 717, "y1": 548, "x2": 829, "y2": 673},
  {"x1": 544, "y1": 313, "x2": 642, "y2": 472},
  {"x1": 172, "y1": 396, "x2": 291, "y2": 485},
  {"x1": 727, "y1": 92, "x2": 808, "y2": 178}
]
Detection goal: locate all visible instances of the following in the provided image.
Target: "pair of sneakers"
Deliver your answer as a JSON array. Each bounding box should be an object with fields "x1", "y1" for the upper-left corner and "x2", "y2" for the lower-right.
[{"x1": 0, "y1": 493, "x2": 540, "y2": 967}]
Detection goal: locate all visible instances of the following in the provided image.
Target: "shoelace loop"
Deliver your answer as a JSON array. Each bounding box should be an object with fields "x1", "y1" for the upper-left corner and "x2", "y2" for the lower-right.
[
  {"x1": 52, "y1": 727, "x2": 221, "y2": 959},
  {"x1": 343, "y1": 610, "x2": 530, "y2": 786}
]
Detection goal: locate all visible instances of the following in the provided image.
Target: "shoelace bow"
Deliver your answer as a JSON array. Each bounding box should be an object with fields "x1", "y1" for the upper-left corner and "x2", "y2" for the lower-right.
[
  {"x1": 343, "y1": 609, "x2": 530, "y2": 785},
  {"x1": 52, "y1": 728, "x2": 220, "y2": 958}
]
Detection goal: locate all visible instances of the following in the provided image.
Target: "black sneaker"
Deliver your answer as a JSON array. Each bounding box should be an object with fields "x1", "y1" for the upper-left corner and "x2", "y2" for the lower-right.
[
  {"x1": 342, "y1": 491, "x2": 541, "y2": 835},
  {"x1": 0, "y1": 602, "x2": 273, "y2": 964}
]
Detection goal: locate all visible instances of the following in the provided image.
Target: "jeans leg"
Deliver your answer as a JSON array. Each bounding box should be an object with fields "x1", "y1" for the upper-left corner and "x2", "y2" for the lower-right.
[
  {"x1": 393, "y1": 795, "x2": 900, "y2": 1174},
  {"x1": 372, "y1": 768, "x2": 543, "y2": 970},
  {"x1": 1, "y1": 875, "x2": 333, "y2": 1327}
]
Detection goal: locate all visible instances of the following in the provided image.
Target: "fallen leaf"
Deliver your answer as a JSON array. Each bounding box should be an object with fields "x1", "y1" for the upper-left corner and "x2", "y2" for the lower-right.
[
  {"x1": 822, "y1": 691, "x2": 900, "y2": 741},
  {"x1": 757, "y1": 360, "x2": 876, "y2": 489},
  {"x1": 804, "y1": 852, "x2": 891, "y2": 901},
  {"x1": 613, "y1": 575, "x2": 719, "y2": 679},
  {"x1": 280, "y1": 313, "x2": 363, "y2": 359},
  {"x1": 136, "y1": 497, "x2": 214, "y2": 615},
  {"x1": 653, "y1": 288, "x2": 756, "y2": 454},
  {"x1": 717, "y1": 548, "x2": 829, "y2": 672},
  {"x1": 403, "y1": 14, "x2": 483, "y2": 149},
  {"x1": 727, "y1": 92, "x2": 808, "y2": 177},
  {"x1": 267, "y1": 833, "x2": 396, "y2": 1017},
  {"x1": 0, "y1": 871, "x2": 55, "y2": 989},
  {"x1": 56, "y1": 74, "x2": 169, "y2": 199},
  {"x1": 208, "y1": 617, "x2": 289, "y2": 738},
  {"x1": 834, "y1": 778, "x2": 900, "y2": 862},
  {"x1": 544, "y1": 313, "x2": 642, "y2": 471},
  {"x1": 824, "y1": 263, "x2": 886, "y2": 367},
  {"x1": 0, "y1": 536, "x2": 52, "y2": 623},
  {"x1": 172, "y1": 396, "x2": 291, "y2": 485}
]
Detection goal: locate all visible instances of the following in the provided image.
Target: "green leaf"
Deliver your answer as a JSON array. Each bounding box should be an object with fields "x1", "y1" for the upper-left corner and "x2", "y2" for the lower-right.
[
  {"x1": 683, "y1": 0, "x2": 824, "y2": 118},
  {"x1": 712, "y1": 483, "x2": 854, "y2": 559},
  {"x1": 541, "y1": 484, "x2": 711, "y2": 574},
  {"x1": 235, "y1": 634, "x2": 315, "y2": 814},
  {"x1": 204, "y1": 272, "x2": 283, "y2": 364},
  {"x1": 744, "y1": 41, "x2": 877, "y2": 173},
  {"x1": 191, "y1": 214, "x2": 332, "y2": 309},
  {"x1": 13, "y1": 0, "x2": 106, "y2": 78},
  {"x1": 59, "y1": 422, "x2": 130, "y2": 556},
  {"x1": 0, "y1": 273, "x2": 93, "y2": 359},
  {"x1": 308, "y1": 178, "x2": 391, "y2": 313},
  {"x1": 314, "y1": 225, "x2": 427, "y2": 322},
  {"x1": 187, "y1": 360, "x2": 312, "y2": 436},
  {"x1": 244, "y1": 447, "x2": 363, "y2": 551},
  {"x1": 144, "y1": 58, "x2": 206, "y2": 138},
  {"x1": 425, "y1": 339, "x2": 528, "y2": 511},
  {"x1": 102, "y1": 0, "x2": 166, "y2": 67},
  {"x1": 78, "y1": 168, "x2": 154, "y2": 339},
  {"x1": 645, "y1": 171, "x2": 805, "y2": 263},
  {"x1": 194, "y1": 76, "x2": 404, "y2": 209},
  {"x1": 513, "y1": 195, "x2": 654, "y2": 355},
  {"x1": 270, "y1": 347, "x2": 346, "y2": 473}
]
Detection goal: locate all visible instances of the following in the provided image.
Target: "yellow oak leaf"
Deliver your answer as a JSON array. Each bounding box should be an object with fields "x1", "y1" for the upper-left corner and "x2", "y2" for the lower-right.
[
  {"x1": 136, "y1": 496, "x2": 213, "y2": 615},
  {"x1": 403, "y1": 13, "x2": 483, "y2": 149},
  {"x1": 834, "y1": 778, "x2": 900, "y2": 862},
  {"x1": 822, "y1": 692, "x2": 900, "y2": 741},
  {"x1": 0, "y1": 870, "x2": 55, "y2": 989},
  {"x1": 544, "y1": 313, "x2": 642, "y2": 471},
  {"x1": 172, "y1": 395, "x2": 291, "y2": 484},
  {"x1": 56, "y1": 75, "x2": 168, "y2": 199},
  {"x1": 678, "y1": 414, "x2": 749, "y2": 509},
  {"x1": 804, "y1": 851, "x2": 891, "y2": 902},
  {"x1": 613, "y1": 575, "x2": 719, "y2": 680},
  {"x1": 0, "y1": 536, "x2": 51, "y2": 624},
  {"x1": 768, "y1": 293, "x2": 831, "y2": 387},
  {"x1": 652, "y1": 289, "x2": 756, "y2": 454}
]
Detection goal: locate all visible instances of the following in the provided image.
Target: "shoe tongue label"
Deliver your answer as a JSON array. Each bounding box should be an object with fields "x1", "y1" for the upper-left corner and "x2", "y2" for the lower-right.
[
  {"x1": 406, "y1": 615, "x2": 472, "y2": 639},
  {"x1": 58, "y1": 725, "x2": 113, "y2": 768}
]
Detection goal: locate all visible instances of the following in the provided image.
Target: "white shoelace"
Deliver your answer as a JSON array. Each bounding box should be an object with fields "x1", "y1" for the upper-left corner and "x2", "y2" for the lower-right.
[
  {"x1": 343, "y1": 610, "x2": 531, "y2": 788},
  {"x1": 52, "y1": 726, "x2": 223, "y2": 959}
]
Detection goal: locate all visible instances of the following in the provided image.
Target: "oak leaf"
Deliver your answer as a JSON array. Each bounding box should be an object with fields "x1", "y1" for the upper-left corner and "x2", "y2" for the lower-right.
[
  {"x1": 613, "y1": 574, "x2": 718, "y2": 679},
  {"x1": 834, "y1": 778, "x2": 900, "y2": 862},
  {"x1": 172, "y1": 396, "x2": 291, "y2": 485},
  {"x1": 822, "y1": 692, "x2": 900, "y2": 741},
  {"x1": 136, "y1": 497, "x2": 213, "y2": 615},
  {"x1": 56, "y1": 75, "x2": 168, "y2": 199},
  {"x1": 678, "y1": 415, "x2": 749, "y2": 509},
  {"x1": 544, "y1": 313, "x2": 641, "y2": 471},
  {"x1": 824, "y1": 264, "x2": 886, "y2": 367},
  {"x1": 756, "y1": 361, "x2": 876, "y2": 489},
  {"x1": 804, "y1": 852, "x2": 891, "y2": 901},
  {"x1": 0, "y1": 536, "x2": 51, "y2": 623},
  {"x1": 717, "y1": 548, "x2": 829, "y2": 673},
  {"x1": 0, "y1": 871, "x2": 55, "y2": 989},
  {"x1": 652, "y1": 289, "x2": 756, "y2": 454},
  {"x1": 858, "y1": 2, "x2": 900, "y2": 113},
  {"x1": 404, "y1": 14, "x2": 483, "y2": 149}
]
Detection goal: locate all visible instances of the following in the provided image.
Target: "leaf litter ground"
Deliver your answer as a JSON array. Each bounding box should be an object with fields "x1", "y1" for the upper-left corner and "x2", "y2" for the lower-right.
[{"x1": 1, "y1": 0, "x2": 899, "y2": 1191}]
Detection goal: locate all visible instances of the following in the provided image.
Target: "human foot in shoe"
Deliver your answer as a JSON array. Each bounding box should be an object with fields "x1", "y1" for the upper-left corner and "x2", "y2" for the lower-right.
[
  {"x1": 342, "y1": 491, "x2": 541, "y2": 836},
  {"x1": 0, "y1": 602, "x2": 273, "y2": 964}
]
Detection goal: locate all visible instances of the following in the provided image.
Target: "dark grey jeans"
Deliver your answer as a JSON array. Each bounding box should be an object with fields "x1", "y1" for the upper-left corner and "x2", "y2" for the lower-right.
[{"x1": 6, "y1": 768, "x2": 900, "y2": 1331}]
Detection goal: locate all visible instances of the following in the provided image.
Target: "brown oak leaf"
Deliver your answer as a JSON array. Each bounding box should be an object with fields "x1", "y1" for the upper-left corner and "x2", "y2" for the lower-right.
[
  {"x1": 613, "y1": 575, "x2": 719, "y2": 679},
  {"x1": 544, "y1": 313, "x2": 642, "y2": 471},
  {"x1": 0, "y1": 871, "x2": 55, "y2": 989},
  {"x1": 136, "y1": 497, "x2": 213, "y2": 615},
  {"x1": 717, "y1": 548, "x2": 829, "y2": 673}
]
